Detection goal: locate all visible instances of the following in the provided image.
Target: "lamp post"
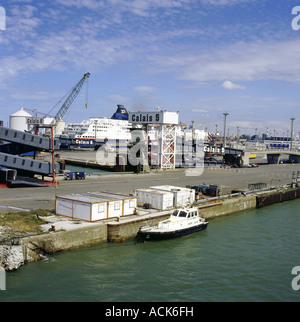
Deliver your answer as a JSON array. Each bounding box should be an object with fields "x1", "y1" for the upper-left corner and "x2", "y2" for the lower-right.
[
  {"x1": 290, "y1": 117, "x2": 295, "y2": 151},
  {"x1": 191, "y1": 120, "x2": 194, "y2": 152},
  {"x1": 255, "y1": 128, "x2": 257, "y2": 144},
  {"x1": 223, "y1": 113, "x2": 229, "y2": 146},
  {"x1": 94, "y1": 120, "x2": 98, "y2": 141}
]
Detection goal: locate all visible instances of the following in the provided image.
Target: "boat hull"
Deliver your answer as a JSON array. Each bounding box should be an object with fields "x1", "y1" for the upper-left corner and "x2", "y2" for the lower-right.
[{"x1": 136, "y1": 222, "x2": 208, "y2": 242}]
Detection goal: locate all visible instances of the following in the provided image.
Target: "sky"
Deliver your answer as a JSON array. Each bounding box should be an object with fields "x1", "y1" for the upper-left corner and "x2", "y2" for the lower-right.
[{"x1": 0, "y1": 0, "x2": 300, "y2": 137}]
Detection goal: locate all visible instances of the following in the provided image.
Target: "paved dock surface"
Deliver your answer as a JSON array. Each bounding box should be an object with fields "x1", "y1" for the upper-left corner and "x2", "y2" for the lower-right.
[{"x1": 0, "y1": 162, "x2": 298, "y2": 211}]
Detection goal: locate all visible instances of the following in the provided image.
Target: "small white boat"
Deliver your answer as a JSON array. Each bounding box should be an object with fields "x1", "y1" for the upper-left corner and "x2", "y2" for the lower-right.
[{"x1": 136, "y1": 207, "x2": 208, "y2": 242}]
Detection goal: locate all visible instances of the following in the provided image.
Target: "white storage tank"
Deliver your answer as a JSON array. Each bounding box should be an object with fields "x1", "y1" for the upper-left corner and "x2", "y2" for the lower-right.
[
  {"x1": 134, "y1": 188, "x2": 174, "y2": 210},
  {"x1": 55, "y1": 191, "x2": 137, "y2": 222},
  {"x1": 9, "y1": 108, "x2": 32, "y2": 131},
  {"x1": 54, "y1": 120, "x2": 65, "y2": 135},
  {"x1": 150, "y1": 185, "x2": 195, "y2": 207}
]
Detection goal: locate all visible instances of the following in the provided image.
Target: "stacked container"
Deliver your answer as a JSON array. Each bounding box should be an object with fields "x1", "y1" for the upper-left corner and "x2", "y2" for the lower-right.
[
  {"x1": 150, "y1": 185, "x2": 195, "y2": 207},
  {"x1": 134, "y1": 188, "x2": 174, "y2": 210}
]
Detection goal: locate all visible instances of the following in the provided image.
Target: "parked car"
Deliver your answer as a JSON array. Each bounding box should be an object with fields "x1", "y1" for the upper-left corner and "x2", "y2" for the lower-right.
[
  {"x1": 205, "y1": 157, "x2": 222, "y2": 164},
  {"x1": 279, "y1": 159, "x2": 294, "y2": 164}
]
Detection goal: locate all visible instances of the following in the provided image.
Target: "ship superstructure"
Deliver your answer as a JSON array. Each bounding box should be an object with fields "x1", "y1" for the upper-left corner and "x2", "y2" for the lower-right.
[{"x1": 62, "y1": 105, "x2": 131, "y2": 148}]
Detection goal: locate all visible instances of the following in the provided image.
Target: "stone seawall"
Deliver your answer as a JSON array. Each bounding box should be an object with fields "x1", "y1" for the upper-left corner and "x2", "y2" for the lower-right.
[
  {"x1": 25, "y1": 223, "x2": 107, "y2": 261},
  {"x1": 0, "y1": 223, "x2": 107, "y2": 270},
  {"x1": 256, "y1": 188, "x2": 300, "y2": 208},
  {"x1": 107, "y1": 213, "x2": 170, "y2": 243},
  {"x1": 0, "y1": 211, "x2": 171, "y2": 270},
  {"x1": 198, "y1": 195, "x2": 257, "y2": 219}
]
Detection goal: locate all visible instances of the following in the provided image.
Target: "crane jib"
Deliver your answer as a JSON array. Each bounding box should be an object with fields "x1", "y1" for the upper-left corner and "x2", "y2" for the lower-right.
[{"x1": 53, "y1": 72, "x2": 90, "y2": 123}]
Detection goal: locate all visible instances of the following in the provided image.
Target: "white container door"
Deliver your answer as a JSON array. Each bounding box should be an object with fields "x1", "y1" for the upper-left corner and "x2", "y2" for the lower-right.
[
  {"x1": 92, "y1": 203, "x2": 107, "y2": 221},
  {"x1": 73, "y1": 201, "x2": 91, "y2": 221},
  {"x1": 56, "y1": 198, "x2": 73, "y2": 218}
]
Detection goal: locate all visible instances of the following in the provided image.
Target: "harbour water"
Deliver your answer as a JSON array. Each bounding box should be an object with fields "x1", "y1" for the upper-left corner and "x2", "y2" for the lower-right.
[
  {"x1": 1, "y1": 199, "x2": 300, "y2": 302},
  {"x1": 65, "y1": 164, "x2": 110, "y2": 175}
]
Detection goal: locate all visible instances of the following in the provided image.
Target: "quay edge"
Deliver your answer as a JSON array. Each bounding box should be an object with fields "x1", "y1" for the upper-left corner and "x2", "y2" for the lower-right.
[
  {"x1": 0, "y1": 223, "x2": 108, "y2": 271},
  {"x1": 198, "y1": 194, "x2": 257, "y2": 220},
  {"x1": 1, "y1": 187, "x2": 300, "y2": 270}
]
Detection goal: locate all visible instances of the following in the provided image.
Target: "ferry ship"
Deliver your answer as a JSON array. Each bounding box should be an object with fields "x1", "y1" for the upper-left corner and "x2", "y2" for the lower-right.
[
  {"x1": 59, "y1": 105, "x2": 207, "y2": 151},
  {"x1": 61, "y1": 105, "x2": 131, "y2": 148}
]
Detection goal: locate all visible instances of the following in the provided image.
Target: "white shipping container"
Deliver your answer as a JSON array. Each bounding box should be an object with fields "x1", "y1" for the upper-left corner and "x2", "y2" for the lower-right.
[
  {"x1": 55, "y1": 192, "x2": 137, "y2": 222},
  {"x1": 149, "y1": 185, "x2": 195, "y2": 207},
  {"x1": 134, "y1": 188, "x2": 174, "y2": 210}
]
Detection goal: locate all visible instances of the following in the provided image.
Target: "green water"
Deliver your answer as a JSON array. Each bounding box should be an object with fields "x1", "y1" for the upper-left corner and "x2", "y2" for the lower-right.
[
  {"x1": 1, "y1": 199, "x2": 300, "y2": 302},
  {"x1": 66, "y1": 164, "x2": 110, "y2": 175}
]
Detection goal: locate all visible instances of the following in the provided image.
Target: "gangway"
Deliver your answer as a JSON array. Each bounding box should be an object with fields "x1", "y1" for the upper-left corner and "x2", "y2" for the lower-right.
[
  {"x1": 0, "y1": 126, "x2": 59, "y2": 152},
  {"x1": 0, "y1": 126, "x2": 59, "y2": 181},
  {"x1": 0, "y1": 153, "x2": 58, "y2": 176}
]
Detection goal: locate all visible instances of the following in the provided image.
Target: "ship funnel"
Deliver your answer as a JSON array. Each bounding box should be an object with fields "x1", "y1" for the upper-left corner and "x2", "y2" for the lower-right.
[{"x1": 111, "y1": 105, "x2": 129, "y2": 120}]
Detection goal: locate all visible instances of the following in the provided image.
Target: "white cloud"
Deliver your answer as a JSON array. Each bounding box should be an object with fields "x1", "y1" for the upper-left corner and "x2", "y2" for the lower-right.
[
  {"x1": 200, "y1": 0, "x2": 257, "y2": 5},
  {"x1": 133, "y1": 86, "x2": 157, "y2": 95},
  {"x1": 1, "y1": 1, "x2": 299, "y2": 92},
  {"x1": 148, "y1": 39, "x2": 300, "y2": 84},
  {"x1": 54, "y1": 0, "x2": 191, "y2": 16},
  {"x1": 108, "y1": 94, "x2": 130, "y2": 104},
  {"x1": 10, "y1": 91, "x2": 60, "y2": 101},
  {"x1": 192, "y1": 109, "x2": 208, "y2": 113},
  {"x1": 222, "y1": 80, "x2": 245, "y2": 90}
]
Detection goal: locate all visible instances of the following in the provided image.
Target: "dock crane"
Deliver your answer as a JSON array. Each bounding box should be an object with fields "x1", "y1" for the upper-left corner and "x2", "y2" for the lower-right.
[{"x1": 50, "y1": 72, "x2": 90, "y2": 126}]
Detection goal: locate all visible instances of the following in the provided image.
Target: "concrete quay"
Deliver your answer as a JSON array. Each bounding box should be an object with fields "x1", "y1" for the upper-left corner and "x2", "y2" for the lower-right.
[
  {"x1": 0, "y1": 162, "x2": 298, "y2": 211},
  {"x1": 0, "y1": 194, "x2": 257, "y2": 269},
  {"x1": 0, "y1": 161, "x2": 299, "y2": 270},
  {"x1": 3, "y1": 185, "x2": 300, "y2": 271}
]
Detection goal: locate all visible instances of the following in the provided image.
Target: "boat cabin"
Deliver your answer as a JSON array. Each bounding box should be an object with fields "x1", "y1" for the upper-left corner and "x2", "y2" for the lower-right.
[{"x1": 171, "y1": 208, "x2": 198, "y2": 218}]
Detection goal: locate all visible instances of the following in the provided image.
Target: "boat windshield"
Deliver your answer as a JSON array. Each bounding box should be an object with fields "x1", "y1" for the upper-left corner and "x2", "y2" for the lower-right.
[
  {"x1": 172, "y1": 210, "x2": 190, "y2": 217},
  {"x1": 172, "y1": 210, "x2": 179, "y2": 216},
  {"x1": 179, "y1": 211, "x2": 187, "y2": 217}
]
